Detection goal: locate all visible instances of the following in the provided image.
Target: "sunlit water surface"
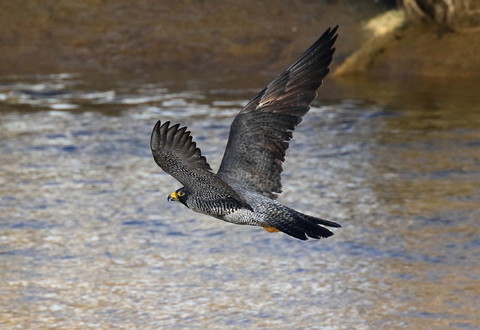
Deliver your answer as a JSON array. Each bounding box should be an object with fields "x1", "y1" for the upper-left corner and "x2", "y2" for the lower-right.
[{"x1": 1, "y1": 72, "x2": 479, "y2": 329}]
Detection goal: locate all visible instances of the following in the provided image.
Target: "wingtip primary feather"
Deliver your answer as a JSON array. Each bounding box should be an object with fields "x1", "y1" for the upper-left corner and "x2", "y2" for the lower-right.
[
  {"x1": 151, "y1": 120, "x2": 213, "y2": 172},
  {"x1": 150, "y1": 120, "x2": 163, "y2": 151},
  {"x1": 151, "y1": 120, "x2": 190, "y2": 150}
]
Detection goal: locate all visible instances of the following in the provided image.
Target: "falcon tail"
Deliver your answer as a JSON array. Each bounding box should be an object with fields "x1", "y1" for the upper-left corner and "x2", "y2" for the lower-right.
[{"x1": 271, "y1": 210, "x2": 341, "y2": 241}]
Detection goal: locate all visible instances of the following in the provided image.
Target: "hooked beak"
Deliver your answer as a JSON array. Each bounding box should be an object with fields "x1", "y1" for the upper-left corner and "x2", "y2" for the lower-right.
[{"x1": 167, "y1": 191, "x2": 179, "y2": 202}]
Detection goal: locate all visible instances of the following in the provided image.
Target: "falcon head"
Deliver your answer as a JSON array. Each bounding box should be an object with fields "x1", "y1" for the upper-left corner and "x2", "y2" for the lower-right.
[{"x1": 168, "y1": 187, "x2": 188, "y2": 205}]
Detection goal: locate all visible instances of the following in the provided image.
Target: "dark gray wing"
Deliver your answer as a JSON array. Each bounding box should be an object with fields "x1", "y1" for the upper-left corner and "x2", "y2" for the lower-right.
[
  {"x1": 217, "y1": 26, "x2": 338, "y2": 198},
  {"x1": 150, "y1": 121, "x2": 247, "y2": 202}
]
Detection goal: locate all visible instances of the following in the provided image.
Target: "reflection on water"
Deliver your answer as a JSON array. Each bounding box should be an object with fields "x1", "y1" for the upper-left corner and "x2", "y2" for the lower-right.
[{"x1": 1, "y1": 72, "x2": 479, "y2": 328}]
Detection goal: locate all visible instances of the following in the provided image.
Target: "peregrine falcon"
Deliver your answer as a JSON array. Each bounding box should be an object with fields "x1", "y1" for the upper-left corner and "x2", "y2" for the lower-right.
[{"x1": 151, "y1": 26, "x2": 340, "y2": 240}]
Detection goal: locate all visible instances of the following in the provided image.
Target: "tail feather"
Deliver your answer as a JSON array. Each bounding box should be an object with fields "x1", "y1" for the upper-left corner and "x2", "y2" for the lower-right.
[
  {"x1": 273, "y1": 221, "x2": 311, "y2": 240},
  {"x1": 302, "y1": 213, "x2": 341, "y2": 228},
  {"x1": 269, "y1": 210, "x2": 341, "y2": 240}
]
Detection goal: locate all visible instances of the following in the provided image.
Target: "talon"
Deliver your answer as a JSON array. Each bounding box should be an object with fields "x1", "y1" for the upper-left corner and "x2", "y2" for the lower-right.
[{"x1": 263, "y1": 226, "x2": 280, "y2": 233}]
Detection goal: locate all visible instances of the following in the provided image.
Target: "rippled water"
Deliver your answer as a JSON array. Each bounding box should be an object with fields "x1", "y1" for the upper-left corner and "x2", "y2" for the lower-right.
[{"x1": 1, "y1": 72, "x2": 479, "y2": 329}]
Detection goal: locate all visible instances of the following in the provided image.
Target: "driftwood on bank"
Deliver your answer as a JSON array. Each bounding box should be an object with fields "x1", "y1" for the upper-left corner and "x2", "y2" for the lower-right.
[{"x1": 399, "y1": 0, "x2": 480, "y2": 31}]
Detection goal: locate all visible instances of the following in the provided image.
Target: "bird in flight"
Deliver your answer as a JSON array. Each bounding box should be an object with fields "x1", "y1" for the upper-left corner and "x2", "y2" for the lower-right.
[{"x1": 151, "y1": 26, "x2": 340, "y2": 240}]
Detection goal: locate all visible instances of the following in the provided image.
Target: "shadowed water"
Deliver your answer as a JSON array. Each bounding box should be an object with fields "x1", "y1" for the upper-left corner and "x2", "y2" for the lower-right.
[{"x1": 0, "y1": 72, "x2": 479, "y2": 329}]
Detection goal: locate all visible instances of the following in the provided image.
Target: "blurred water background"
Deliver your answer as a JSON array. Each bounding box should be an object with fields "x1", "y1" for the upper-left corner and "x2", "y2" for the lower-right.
[{"x1": 1, "y1": 71, "x2": 479, "y2": 329}]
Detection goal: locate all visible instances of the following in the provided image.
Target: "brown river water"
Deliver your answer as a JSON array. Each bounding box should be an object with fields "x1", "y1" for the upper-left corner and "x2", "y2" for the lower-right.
[{"x1": 0, "y1": 72, "x2": 479, "y2": 329}]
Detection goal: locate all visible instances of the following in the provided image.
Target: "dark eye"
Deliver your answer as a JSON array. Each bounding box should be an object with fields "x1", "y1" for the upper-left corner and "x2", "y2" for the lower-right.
[{"x1": 178, "y1": 190, "x2": 185, "y2": 197}]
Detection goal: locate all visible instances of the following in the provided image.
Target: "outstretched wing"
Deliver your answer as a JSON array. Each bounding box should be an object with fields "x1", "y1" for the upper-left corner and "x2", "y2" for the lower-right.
[
  {"x1": 150, "y1": 121, "x2": 244, "y2": 200},
  {"x1": 217, "y1": 26, "x2": 338, "y2": 198}
]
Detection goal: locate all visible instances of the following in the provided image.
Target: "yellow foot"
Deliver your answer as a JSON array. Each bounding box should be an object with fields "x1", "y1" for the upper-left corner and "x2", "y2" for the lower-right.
[{"x1": 263, "y1": 226, "x2": 280, "y2": 233}]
